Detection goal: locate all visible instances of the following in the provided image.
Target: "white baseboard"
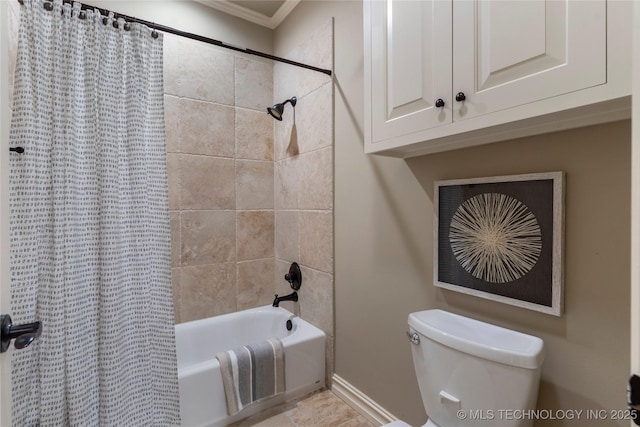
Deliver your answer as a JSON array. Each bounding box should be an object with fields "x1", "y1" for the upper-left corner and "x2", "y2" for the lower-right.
[{"x1": 331, "y1": 374, "x2": 399, "y2": 426}]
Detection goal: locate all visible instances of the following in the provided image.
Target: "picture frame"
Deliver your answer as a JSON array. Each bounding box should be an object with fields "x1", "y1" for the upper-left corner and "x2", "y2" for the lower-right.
[{"x1": 434, "y1": 172, "x2": 565, "y2": 316}]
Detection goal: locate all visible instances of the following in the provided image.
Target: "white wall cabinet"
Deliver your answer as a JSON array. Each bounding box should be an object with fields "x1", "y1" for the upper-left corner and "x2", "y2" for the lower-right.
[
  {"x1": 368, "y1": 0, "x2": 452, "y2": 143},
  {"x1": 364, "y1": 0, "x2": 631, "y2": 158}
]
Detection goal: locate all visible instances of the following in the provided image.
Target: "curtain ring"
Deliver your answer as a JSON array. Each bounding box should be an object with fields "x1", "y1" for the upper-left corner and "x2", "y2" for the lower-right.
[
  {"x1": 43, "y1": 2, "x2": 53, "y2": 11},
  {"x1": 102, "y1": 16, "x2": 108, "y2": 25},
  {"x1": 79, "y1": 11, "x2": 86, "y2": 20},
  {"x1": 150, "y1": 22, "x2": 158, "y2": 39},
  {"x1": 112, "y1": 20, "x2": 118, "y2": 29}
]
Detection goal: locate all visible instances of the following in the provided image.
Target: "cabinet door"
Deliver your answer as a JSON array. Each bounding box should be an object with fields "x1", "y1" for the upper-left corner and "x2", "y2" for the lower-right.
[
  {"x1": 453, "y1": 0, "x2": 606, "y2": 121},
  {"x1": 366, "y1": 0, "x2": 452, "y2": 145}
]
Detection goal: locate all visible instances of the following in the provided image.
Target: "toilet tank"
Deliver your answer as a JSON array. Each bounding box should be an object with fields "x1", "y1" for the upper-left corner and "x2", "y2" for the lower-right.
[{"x1": 408, "y1": 310, "x2": 544, "y2": 427}]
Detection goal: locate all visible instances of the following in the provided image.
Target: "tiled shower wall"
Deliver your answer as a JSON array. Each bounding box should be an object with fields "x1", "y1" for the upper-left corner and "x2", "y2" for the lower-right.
[
  {"x1": 273, "y1": 20, "x2": 334, "y2": 380},
  {"x1": 163, "y1": 34, "x2": 277, "y2": 323},
  {"x1": 165, "y1": 19, "x2": 334, "y2": 343}
]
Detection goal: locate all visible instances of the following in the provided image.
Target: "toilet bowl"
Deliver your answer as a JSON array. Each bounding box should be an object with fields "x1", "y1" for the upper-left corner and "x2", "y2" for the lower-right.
[{"x1": 384, "y1": 310, "x2": 545, "y2": 427}]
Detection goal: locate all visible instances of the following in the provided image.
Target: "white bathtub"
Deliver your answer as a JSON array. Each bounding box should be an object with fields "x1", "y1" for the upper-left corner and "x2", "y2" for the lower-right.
[{"x1": 175, "y1": 305, "x2": 326, "y2": 427}]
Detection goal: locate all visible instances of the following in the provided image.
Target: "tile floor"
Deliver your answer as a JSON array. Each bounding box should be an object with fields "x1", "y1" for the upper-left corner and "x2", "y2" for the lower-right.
[{"x1": 229, "y1": 389, "x2": 376, "y2": 427}]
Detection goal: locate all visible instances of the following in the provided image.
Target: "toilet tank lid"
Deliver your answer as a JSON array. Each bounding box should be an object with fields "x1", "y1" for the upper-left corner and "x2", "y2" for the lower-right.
[{"x1": 408, "y1": 310, "x2": 545, "y2": 369}]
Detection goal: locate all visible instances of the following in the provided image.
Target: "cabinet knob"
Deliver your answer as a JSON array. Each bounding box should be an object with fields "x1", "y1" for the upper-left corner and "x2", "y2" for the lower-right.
[
  {"x1": 455, "y1": 92, "x2": 466, "y2": 102},
  {"x1": 435, "y1": 98, "x2": 445, "y2": 108}
]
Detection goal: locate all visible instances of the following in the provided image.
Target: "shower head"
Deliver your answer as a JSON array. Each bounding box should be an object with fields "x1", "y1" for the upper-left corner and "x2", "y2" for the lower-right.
[{"x1": 267, "y1": 96, "x2": 297, "y2": 121}]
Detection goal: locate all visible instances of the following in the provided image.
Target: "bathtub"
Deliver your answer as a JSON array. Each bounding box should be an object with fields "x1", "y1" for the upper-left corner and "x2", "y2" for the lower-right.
[{"x1": 175, "y1": 305, "x2": 326, "y2": 427}]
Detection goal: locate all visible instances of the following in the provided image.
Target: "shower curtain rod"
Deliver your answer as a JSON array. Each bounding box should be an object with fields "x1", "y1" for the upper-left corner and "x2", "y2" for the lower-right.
[{"x1": 16, "y1": 0, "x2": 333, "y2": 77}]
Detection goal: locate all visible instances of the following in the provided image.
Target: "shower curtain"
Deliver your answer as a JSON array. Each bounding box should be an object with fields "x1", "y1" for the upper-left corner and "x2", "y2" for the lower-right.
[{"x1": 8, "y1": 0, "x2": 180, "y2": 425}]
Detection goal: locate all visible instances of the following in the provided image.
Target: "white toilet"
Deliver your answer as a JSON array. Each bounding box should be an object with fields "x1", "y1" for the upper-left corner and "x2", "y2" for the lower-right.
[{"x1": 386, "y1": 309, "x2": 545, "y2": 427}]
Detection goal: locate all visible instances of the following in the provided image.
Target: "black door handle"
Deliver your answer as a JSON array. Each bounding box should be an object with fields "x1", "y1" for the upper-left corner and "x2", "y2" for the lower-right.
[{"x1": 1, "y1": 314, "x2": 42, "y2": 352}]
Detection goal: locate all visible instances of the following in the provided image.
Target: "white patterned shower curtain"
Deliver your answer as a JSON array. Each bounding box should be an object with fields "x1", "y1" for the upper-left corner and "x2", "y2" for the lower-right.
[{"x1": 8, "y1": 0, "x2": 180, "y2": 425}]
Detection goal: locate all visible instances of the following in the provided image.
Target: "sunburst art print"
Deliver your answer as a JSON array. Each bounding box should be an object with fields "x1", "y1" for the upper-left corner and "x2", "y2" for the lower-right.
[
  {"x1": 435, "y1": 173, "x2": 564, "y2": 316},
  {"x1": 449, "y1": 193, "x2": 542, "y2": 284}
]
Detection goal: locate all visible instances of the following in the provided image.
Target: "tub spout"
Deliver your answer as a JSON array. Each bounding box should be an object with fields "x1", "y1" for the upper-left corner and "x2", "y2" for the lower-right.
[{"x1": 272, "y1": 291, "x2": 298, "y2": 307}]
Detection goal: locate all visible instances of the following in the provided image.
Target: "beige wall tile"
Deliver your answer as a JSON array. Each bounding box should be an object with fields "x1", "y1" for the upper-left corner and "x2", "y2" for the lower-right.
[
  {"x1": 296, "y1": 83, "x2": 333, "y2": 154},
  {"x1": 273, "y1": 98, "x2": 298, "y2": 161},
  {"x1": 297, "y1": 267, "x2": 333, "y2": 337},
  {"x1": 302, "y1": 19, "x2": 334, "y2": 71},
  {"x1": 237, "y1": 259, "x2": 275, "y2": 310},
  {"x1": 275, "y1": 210, "x2": 299, "y2": 261},
  {"x1": 176, "y1": 98, "x2": 235, "y2": 157},
  {"x1": 300, "y1": 211, "x2": 333, "y2": 273},
  {"x1": 164, "y1": 34, "x2": 234, "y2": 105},
  {"x1": 235, "y1": 57, "x2": 273, "y2": 112},
  {"x1": 163, "y1": 17, "x2": 333, "y2": 330},
  {"x1": 273, "y1": 62, "x2": 331, "y2": 104},
  {"x1": 180, "y1": 263, "x2": 237, "y2": 321},
  {"x1": 236, "y1": 160, "x2": 274, "y2": 210},
  {"x1": 298, "y1": 147, "x2": 333, "y2": 210},
  {"x1": 164, "y1": 95, "x2": 181, "y2": 154},
  {"x1": 273, "y1": 21, "x2": 334, "y2": 368},
  {"x1": 170, "y1": 212, "x2": 181, "y2": 267},
  {"x1": 172, "y1": 267, "x2": 181, "y2": 324},
  {"x1": 275, "y1": 157, "x2": 300, "y2": 210},
  {"x1": 181, "y1": 210, "x2": 236, "y2": 266},
  {"x1": 236, "y1": 108, "x2": 274, "y2": 161},
  {"x1": 181, "y1": 154, "x2": 235, "y2": 210},
  {"x1": 274, "y1": 258, "x2": 296, "y2": 294},
  {"x1": 289, "y1": 19, "x2": 333, "y2": 98},
  {"x1": 166, "y1": 153, "x2": 181, "y2": 211},
  {"x1": 162, "y1": 32, "x2": 277, "y2": 324},
  {"x1": 237, "y1": 211, "x2": 274, "y2": 261},
  {"x1": 273, "y1": 63, "x2": 297, "y2": 105}
]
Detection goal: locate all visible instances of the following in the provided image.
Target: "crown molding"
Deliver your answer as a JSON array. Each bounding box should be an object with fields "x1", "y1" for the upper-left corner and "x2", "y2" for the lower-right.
[{"x1": 194, "y1": 0, "x2": 300, "y2": 29}]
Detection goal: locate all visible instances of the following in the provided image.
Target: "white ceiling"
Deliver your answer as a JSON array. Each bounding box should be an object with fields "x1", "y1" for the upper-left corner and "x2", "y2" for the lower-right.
[{"x1": 194, "y1": 0, "x2": 300, "y2": 29}]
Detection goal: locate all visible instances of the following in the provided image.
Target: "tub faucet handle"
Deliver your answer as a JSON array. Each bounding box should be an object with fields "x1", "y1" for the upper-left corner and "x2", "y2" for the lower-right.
[{"x1": 284, "y1": 262, "x2": 302, "y2": 290}]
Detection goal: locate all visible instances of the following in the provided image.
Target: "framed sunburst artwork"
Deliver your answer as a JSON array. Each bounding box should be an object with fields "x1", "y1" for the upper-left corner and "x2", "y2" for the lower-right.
[{"x1": 434, "y1": 172, "x2": 565, "y2": 316}]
